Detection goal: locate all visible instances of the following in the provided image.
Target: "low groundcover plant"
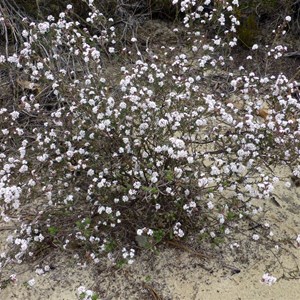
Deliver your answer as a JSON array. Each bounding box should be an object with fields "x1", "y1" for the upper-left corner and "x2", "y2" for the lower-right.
[{"x1": 0, "y1": 0, "x2": 299, "y2": 281}]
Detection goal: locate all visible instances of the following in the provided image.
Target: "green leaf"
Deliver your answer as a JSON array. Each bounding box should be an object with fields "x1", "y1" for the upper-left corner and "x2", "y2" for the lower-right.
[
  {"x1": 153, "y1": 229, "x2": 164, "y2": 243},
  {"x1": 48, "y1": 226, "x2": 58, "y2": 236},
  {"x1": 226, "y1": 211, "x2": 236, "y2": 221},
  {"x1": 141, "y1": 186, "x2": 159, "y2": 194},
  {"x1": 165, "y1": 169, "x2": 174, "y2": 182},
  {"x1": 104, "y1": 240, "x2": 116, "y2": 252},
  {"x1": 212, "y1": 237, "x2": 224, "y2": 245},
  {"x1": 91, "y1": 294, "x2": 99, "y2": 300},
  {"x1": 79, "y1": 292, "x2": 86, "y2": 300},
  {"x1": 135, "y1": 235, "x2": 151, "y2": 249}
]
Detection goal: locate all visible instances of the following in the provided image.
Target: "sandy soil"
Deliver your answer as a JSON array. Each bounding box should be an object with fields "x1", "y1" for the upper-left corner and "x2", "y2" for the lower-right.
[
  {"x1": 1, "y1": 166, "x2": 300, "y2": 300},
  {"x1": 1, "y1": 240, "x2": 299, "y2": 300}
]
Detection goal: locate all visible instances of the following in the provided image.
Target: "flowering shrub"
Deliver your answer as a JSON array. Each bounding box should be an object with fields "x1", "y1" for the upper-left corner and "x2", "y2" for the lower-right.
[{"x1": 0, "y1": 0, "x2": 299, "y2": 272}]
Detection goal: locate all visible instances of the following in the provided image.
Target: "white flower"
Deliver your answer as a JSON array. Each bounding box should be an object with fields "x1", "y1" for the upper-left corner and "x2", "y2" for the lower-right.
[
  {"x1": 261, "y1": 273, "x2": 277, "y2": 285},
  {"x1": 177, "y1": 229, "x2": 184, "y2": 237},
  {"x1": 35, "y1": 268, "x2": 44, "y2": 275},
  {"x1": 19, "y1": 165, "x2": 28, "y2": 173},
  {"x1": 10, "y1": 274, "x2": 17, "y2": 282},
  {"x1": 105, "y1": 207, "x2": 112, "y2": 214},
  {"x1": 2, "y1": 129, "x2": 9, "y2": 135},
  {"x1": 22, "y1": 30, "x2": 29, "y2": 38},
  {"x1": 147, "y1": 229, "x2": 153, "y2": 236},
  {"x1": 158, "y1": 118, "x2": 168, "y2": 127},
  {"x1": 137, "y1": 229, "x2": 143, "y2": 236},
  {"x1": 173, "y1": 222, "x2": 184, "y2": 237},
  {"x1": 230, "y1": 242, "x2": 240, "y2": 249},
  {"x1": 7, "y1": 54, "x2": 18, "y2": 63},
  {"x1": 77, "y1": 286, "x2": 86, "y2": 294},
  {"x1": 218, "y1": 215, "x2": 225, "y2": 224},
  {"x1": 252, "y1": 234, "x2": 260, "y2": 241},
  {"x1": 198, "y1": 178, "x2": 208, "y2": 188},
  {"x1": 37, "y1": 62, "x2": 44, "y2": 70},
  {"x1": 252, "y1": 44, "x2": 258, "y2": 50},
  {"x1": 207, "y1": 201, "x2": 214, "y2": 209},
  {"x1": 133, "y1": 182, "x2": 141, "y2": 189},
  {"x1": 10, "y1": 111, "x2": 19, "y2": 120},
  {"x1": 285, "y1": 16, "x2": 292, "y2": 22},
  {"x1": 45, "y1": 71, "x2": 54, "y2": 80},
  {"x1": 296, "y1": 234, "x2": 300, "y2": 246},
  {"x1": 170, "y1": 137, "x2": 185, "y2": 149},
  {"x1": 151, "y1": 172, "x2": 159, "y2": 183},
  {"x1": 87, "y1": 169, "x2": 94, "y2": 176},
  {"x1": 27, "y1": 278, "x2": 35, "y2": 287},
  {"x1": 37, "y1": 22, "x2": 50, "y2": 34},
  {"x1": 47, "y1": 15, "x2": 55, "y2": 21},
  {"x1": 44, "y1": 265, "x2": 50, "y2": 272}
]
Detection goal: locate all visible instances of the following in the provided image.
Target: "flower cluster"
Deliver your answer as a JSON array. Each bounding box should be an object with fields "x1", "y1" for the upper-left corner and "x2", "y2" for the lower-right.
[
  {"x1": 261, "y1": 273, "x2": 277, "y2": 286},
  {"x1": 0, "y1": 0, "x2": 299, "y2": 276},
  {"x1": 77, "y1": 286, "x2": 98, "y2": 300}
]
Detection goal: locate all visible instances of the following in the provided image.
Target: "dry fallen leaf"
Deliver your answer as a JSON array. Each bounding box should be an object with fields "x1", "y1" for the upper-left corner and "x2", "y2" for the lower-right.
[
  {"x1": 17, "y1": 79, "x2": 40, "y2": 91},
  {"x1": 257, "y1": 109, "x2": 268, "y2": 119},
  {"x1": 67, "y1": 162, "x2": 77, "y2": 171}
]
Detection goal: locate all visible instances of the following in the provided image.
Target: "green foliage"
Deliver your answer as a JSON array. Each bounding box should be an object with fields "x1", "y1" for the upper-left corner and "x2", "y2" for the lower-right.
[
  {"x1": 76, "y1": 218, "x2": 91, "y2": 229},
  {"x1": 136, "y1": 229, "x2": 166, "y2": 250},
  {"x1": 79, "y1": 292, "x2": 99, "y2": 300},
  {"x1": 76, "y1": 218, "x2": 92, "y2": 238},
  {"x1": 150, "y1": 0, "x2": 179, "y2": 21},
  {"x1": 260, "y1": 0, "x2": 279, "y2": 11},
  {"x1": 48, "y1": 226, "x2": 59, "y2": 236},
  {"x1": 197, "y1": 232, "x2": 210, "y2": 243},
  {"x1": 212, "y1": 236, "x2": 225, "y2": 246},
  {"x1": 165, "y1": 169, "x2": 174, "y2": 182},
  {"x1": 104, "y1": 240, "x2": 117, "y2": 253},
  {"x1": 13, "y1": 0, "x2": 89, "y2": 19},
  {"x1": 116, "y1": 258, "x2": 127, "y2": 268},
  {"x1": 226, "y1": 211, "x2": 238, "y2": 221},
  {"x1": 79, "y1": 293, "x2": 86, "y2": 300},
  {"x1": 237, "y1": 14, "x2": 259, "y2": 48},
  {"x1": 153, "y1": 229, "x2": 165, "y2": 244},
  {"x1": 135, "y1": 235, "x2": 151, "y2": 249},
  {"x1": 234, "y1": 0, "x2": 297, "y2": 46}
]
